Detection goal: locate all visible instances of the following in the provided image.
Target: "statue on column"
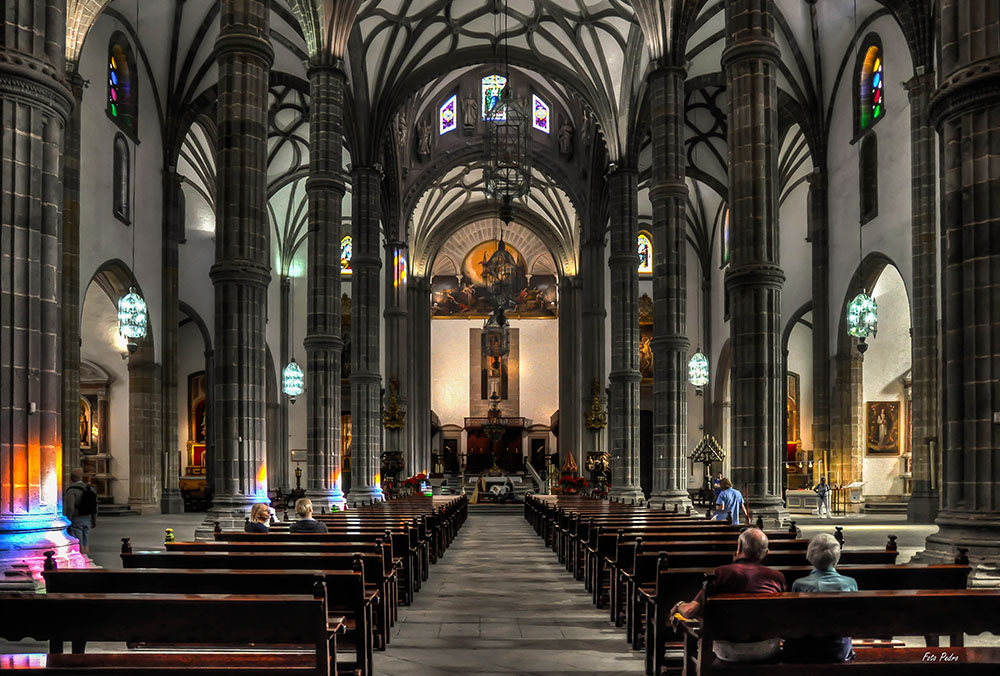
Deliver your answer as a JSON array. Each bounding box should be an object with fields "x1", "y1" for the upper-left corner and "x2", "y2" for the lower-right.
[
  {"x1": 462, "y1": 93, "x2": 478, "y2": 133},
  {"x1": 558, "y1": 118, "x2": 574, "y2": 158},
  {"x1": 416, "y1": 118, "x2": 431, "y2": 160}
]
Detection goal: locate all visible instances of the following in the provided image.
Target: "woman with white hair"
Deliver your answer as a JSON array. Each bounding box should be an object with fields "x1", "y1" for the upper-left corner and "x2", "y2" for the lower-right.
[{"x1": 783, "y1": 532, "x2": 857, "y2": 662}]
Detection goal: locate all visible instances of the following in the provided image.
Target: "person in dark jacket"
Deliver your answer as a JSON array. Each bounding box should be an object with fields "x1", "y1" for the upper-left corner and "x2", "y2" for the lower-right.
[
  {"x1": 289, "y1": 497, "x2": 328, "y2": 533},
  {"x1": 245, "y1": 503, "x2": 270, "y2": 533}
]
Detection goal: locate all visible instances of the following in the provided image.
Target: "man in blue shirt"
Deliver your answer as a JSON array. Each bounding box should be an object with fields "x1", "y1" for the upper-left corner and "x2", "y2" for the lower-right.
[{"x1": 713, "y1": 477, "x2": 749, "y2": 525}]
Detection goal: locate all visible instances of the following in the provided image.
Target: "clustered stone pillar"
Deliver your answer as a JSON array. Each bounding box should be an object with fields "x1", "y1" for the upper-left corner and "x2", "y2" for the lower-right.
[
  {"x1": 304, "y1": 59, "x2": 348, "y2": 510},
  {"x1": 829, "y1": 353, "x2": 863, "y2": 486},
  {"x1": 723, "y1": 0, "x2": 788, "y2": 524},
  {"x1": 127, "y1": 356, "x2": 162, "y2": 513},
  {"x1": 918, "y1": 0, "x2": 1000, "y2": 582},
  {"x1": 579, "y1": 236, "x2": 608, "y2": 466},
  {"x1": 648, "y1": 66, "x2": 693, "y2": 510},
  {"x1": 905, "y1": 70, "x2": 940, "y2": 523},
  {"x1": 200, "y1": 0, "x2": 273, "y2": 536},
  {"x1": 558, "y1": 276, "x2": 582, "y2": 471},
  {"x1": 160, "y1": 169, "x2": 184, "y2": 513},
  {"x1": 61, "y1": 71, "x2": 85, "y2": 481},
  {"x1": 347, "y1": 166, "x2": 384, "y2": 504},
  {"x1": 407, "y1": 276, "x2": 432, "y2": 475},
  {"x1": 607, "y1": 168, "x2": 644, "y2": 501},
  {"x1": 806, "y1": 171, "x2": 831, "y2": 485},
  {"x1": 383, "y1": 238, "x2": 409, "y2": 475},
  {"x1": 0, "y1": 0, "x2": 83, "y2": 570}
]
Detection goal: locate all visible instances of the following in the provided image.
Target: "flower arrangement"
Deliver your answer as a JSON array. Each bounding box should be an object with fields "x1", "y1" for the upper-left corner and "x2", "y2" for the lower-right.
[
  {"x1": 560, "y1": 475, "x2": 588, "y2": 494},
  {"x1": 402, "y1": 473, "x2": 428, "y2": 490}
]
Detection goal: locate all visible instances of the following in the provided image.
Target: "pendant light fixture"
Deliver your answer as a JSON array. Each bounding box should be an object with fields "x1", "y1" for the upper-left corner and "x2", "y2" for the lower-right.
[
  {"x1": 117, "y1": 0, "x2": 145, "y2": 354},
  {"x1": 282, "y1": 270, "x2": 304, "y2": 401},
  {"x1": 688, "y1": 273, "x2": 709, "y2": 389}
]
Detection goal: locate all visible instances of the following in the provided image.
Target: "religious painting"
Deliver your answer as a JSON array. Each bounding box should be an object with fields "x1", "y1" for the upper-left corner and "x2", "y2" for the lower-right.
[
  {"x1": 639, "y1": 325, "x2": 653, "y2": 382},
  {"x1": 341, "y1": 414, "x2": 352, "y2": 472},
  {"x1": 787, "y1": 372, "x2": 801, "y2": 463},
  {"x1": 80, "y1": 397, "x2": 93, "y2": 449},
  {"x1": 430, "y1": 240, "x2": 557, "y2": 318},
  {"x1": 867, "y1": 400, "x2": 900, "y2": 455},
  {"x1": 187, "y1": 372, "x2": 207, "y2": 470}
]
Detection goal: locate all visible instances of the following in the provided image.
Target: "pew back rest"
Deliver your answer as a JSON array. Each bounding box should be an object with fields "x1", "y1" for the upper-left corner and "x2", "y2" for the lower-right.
[
  {"x1": 121, "y1": 551, "x2": 384, "y2": 585},
  {"x1": 0, "y1": 592, "x2": 328, "y2": 669},
  {"x1": 701, "y1": 590, "x2": 1000, "y2": 642}
]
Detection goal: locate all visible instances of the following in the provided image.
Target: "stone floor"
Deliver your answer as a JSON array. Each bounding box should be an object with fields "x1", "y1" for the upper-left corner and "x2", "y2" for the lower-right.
[{"x1": 378, "y1": 505, "x2": 645, "y2": 675}]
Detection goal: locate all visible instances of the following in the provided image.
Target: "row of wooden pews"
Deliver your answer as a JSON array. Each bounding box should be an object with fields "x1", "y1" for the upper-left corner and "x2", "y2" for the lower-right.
[
  {"x1": 525, "y1": 494, "x2": 1000, "y2": 675},
  {"x1": 0, "y1": 495, "x2": 467, "y2": 675}
]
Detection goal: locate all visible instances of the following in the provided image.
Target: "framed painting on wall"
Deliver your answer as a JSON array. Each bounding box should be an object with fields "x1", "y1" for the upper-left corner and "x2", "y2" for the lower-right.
[{"x1": 866, "y1": 400, "x2": 900, "y2": 455}]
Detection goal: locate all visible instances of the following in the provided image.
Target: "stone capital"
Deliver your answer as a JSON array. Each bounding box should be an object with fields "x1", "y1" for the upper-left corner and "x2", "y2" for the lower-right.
[
  {"x1": 302, "y1": 333, "x2": 345, "y2": 351},
  {"x1": 721, "y1": 37, "x2": 780, "y2": 71},
  {"x1": 724, "y1": 263, "x2": 785, "y2": 290},
  {"x1": 214, "y1": 29, "x2": 275, "y2": 67},
  {"x1": 209, "y1": 260, "x2": 272, "y2": 289},
  {"x1": 929, "y1": 57, "x2": 1000, "y2": 128}
]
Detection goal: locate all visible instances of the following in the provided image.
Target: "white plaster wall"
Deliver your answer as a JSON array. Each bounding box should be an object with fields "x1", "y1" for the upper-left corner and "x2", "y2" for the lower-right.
[
  {"x1": 786, "y1": 316, "x2": 814, "y2": 452},
  {"x1": 431, "y1": 319, "x2": 559, "y2": 427},
  {"x1": 827, "y1": 14, "x2": 914, "y2": 350},
  {"x1": 780, "y1": 179, "x2": 812, "y2": 321},
  {"x1": 78, "y1": 13, "x2": 164, "y2": 363},
  {"x1": 862, "y1": 266, "x2": 911, "y2": 496},
  {"x1": 80, "y1": 286, "x2": 131, "y2": 505}
]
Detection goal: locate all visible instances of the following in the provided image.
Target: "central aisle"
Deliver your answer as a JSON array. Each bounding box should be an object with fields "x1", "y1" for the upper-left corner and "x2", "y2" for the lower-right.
[{"x1": 379, "y1": 506, "x2": 644, "y2": 675}]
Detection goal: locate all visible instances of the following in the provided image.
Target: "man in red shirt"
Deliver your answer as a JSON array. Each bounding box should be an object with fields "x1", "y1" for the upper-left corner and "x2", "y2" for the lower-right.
[{"x1": 672, "y1": 528, "x2": 786, "y2": 662}]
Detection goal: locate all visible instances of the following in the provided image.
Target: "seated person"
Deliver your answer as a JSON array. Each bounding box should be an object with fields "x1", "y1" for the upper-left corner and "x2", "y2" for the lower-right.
[
  {"x1": 672, "y1": 528, "x2": 786, "y2": 663},
  {"x1": 245, "y1": 503, "x2": 271, "y2": 533},
  {"x1": 782, "y1": 533, "x2": 857, "y2": 663},
  {"x1": 289, "y1": 497, "x2": 328, "y2": 533}
]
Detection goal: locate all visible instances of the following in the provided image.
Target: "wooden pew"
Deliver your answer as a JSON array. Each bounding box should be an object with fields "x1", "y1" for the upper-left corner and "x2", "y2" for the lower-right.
[
  {"x1": 42, "y1": 568, "x2": 370, "y2": 676},
  {"x1": 121, "y1": 550, "x2": 391, "y2": 652},
  {"x1": 682, "y1": 590, "x2": 1000, "y2": 675},
  {"x1": 644, "y1": 564, "x2": 971, "y2": 675},
  {"x1": 0, "y1": 591, "x2": 333, "y2": 675}
]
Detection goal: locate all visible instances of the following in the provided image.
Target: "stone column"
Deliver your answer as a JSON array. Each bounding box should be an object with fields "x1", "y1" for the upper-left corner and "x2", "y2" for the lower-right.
[
  {"x1": 199, "y1": 0, "x2": 273, "y2": 536},
  {"x1": 904, "y1": 71, "x2": 939, "y2": 523},
  {"x1": 807, "y1": 171, "x2": 831, "y2": 486},
  {"x1": 383, "y1": 238, "x2": 409, "y2": 474},
  {"x1": 127, "y1": 357, "x2": 162, "y2": 513},
  {"x1": 648, "y1": 66, "x2": 693, "y2": 510},
  {"x1": 607, "y1": 168, "x2": 644, "y2": 501},
  {"x1": 407, "y1": 276, "x2": 432, "y2": 475},
  {"x1": 61, "y1": 71, "x2": 84, "y2": 481},
  {"x1": 558, "y1": 276, "x2": 582, "y2": 470},
  {"x1": 0, "y1": 0, "x2": 83, "y2": 573},
  {"x1": 304, "y1": 60, "x2": 348, "y2": 510},
  {"x1": 347, "y1": 166, "x2": 384, "y2": 504},
  {"x1": 580, "y1": 237, "x2": 608, "y2": 462},
  {"x1": 829, "y1": 352, "x2": 863, "y2": 487},
  {"x1": 918, "y1": 0, "x2": 1000, "y2": 582},
  {"x1": 160, "y1": 169, "x2": 184, "y2": 513},
  {"x1": 723, "y1": 0, "x2": 788, "y2": 524}
]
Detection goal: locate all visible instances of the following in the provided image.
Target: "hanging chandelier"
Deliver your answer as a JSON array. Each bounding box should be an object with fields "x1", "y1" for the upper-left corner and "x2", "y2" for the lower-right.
[
  {"x1": 847, "y1": 291, "x2": 878, "y2": 353},
  {"x1": 282, "y1": 358, "x2": 304, "y2": 400},
  {"x1": 688, "y1": 350, "x2": 709, "y2": 389},
  {"x1": 483, "y1": 391, "x2": 506, "y2": 443},
  {"x1": 482, "y1": 238, "x2": 519, "y2": 311},
  {"x1": 484, "y1": 85, "x2": 532, "y2": 224},
  {"x1": 117, "y1": 287, "x2": 147, "y2": 352},
  {"x1": 482, "y1": 312, "x2": 511, "y2": 361}
]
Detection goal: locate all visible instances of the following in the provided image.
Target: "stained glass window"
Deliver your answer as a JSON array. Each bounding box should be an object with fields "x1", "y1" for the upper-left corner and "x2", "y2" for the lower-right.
[
  {"x1": 482, "y1": 74, "x2": 507, "y2": 120},
  {"x1": 440, "y1": 94, "x2": 457, "y2": 135},
  {"x1": 858, "y1": 39, "x2": 885, "y2": 132},
  {"x1": 341, "y1": 235, "x2": 352, "y2": 274},
  {"x1": 721, "y1": 209, "x2": 731, "y2": 267},
  {"x1": 107, "y1": 33, "x2": 137, "y2": 136},
  {"x1": 637, "y1": 232, "x2": 652, "y2": 274},
  {"x1": 532, "y1": 95, "x2": 549, "y2": 133}
]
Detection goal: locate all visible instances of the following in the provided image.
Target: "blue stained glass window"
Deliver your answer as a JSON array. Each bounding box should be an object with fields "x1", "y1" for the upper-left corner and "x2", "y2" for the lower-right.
[{"x1": 440, "y1": 94, "x2": 457, "y2": 134}]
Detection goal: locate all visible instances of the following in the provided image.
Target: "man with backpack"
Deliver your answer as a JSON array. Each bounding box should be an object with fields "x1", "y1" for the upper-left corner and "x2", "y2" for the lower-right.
[{"x1": 64, "y1": 468, "x2": 97, "y2": 554}]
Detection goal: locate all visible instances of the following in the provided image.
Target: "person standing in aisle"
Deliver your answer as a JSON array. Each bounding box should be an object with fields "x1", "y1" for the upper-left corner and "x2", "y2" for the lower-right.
[
  {"x1": 814, "y1": 476, "x2": 833, "y2": 518},
  {"x1": 713, "y1": 477, "x2": 750, "y2": 525}
]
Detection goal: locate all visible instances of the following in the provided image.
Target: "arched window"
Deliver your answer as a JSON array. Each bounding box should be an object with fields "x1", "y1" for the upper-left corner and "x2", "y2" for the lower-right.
[
  {"x1": 532, "y1": 95, "x2": 550, "y2": 133},
  {"x1": 107, "y1": 32, "x2": 138, "y2": 137},
  {"x1": 439, "y1": 94, "x2": 457, "y2": 135},
  {"x1": 113, "y1": 134, "x2": 130, "y2": 224},
  {"x1": 720, "y1": 209, "x2": 731, "y2": 268},
  {"x1": 341, "y1": 235, "x2": 353, "y2": 274},
  {"x1": 637, "y1": 231, "x2": 652, "y2": 275},
  {"x1": 859, "y1": 134, "x2": 878, "y2": 224},
  {"x1": 482, "y1": 74, "x2": 507, "y2": 120},
  {"x1": 855, "y1": 35, "x2": 884, "y2": 137}
]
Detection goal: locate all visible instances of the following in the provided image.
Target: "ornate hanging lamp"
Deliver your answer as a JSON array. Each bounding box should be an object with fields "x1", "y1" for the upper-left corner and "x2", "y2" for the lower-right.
[
  {"x1": 688, "y1": 350, "x2": 709, "y2": 389},
  {"x1": 282, "y1": 358, "x2": 304, "y2": 400},
  {"x1": 847, "y1": 292, "x2": 878, "y2": 353},
  {"x1": 117, "y1": 287, "x2": 147, "y2": 353},
  {"x1": 481, "y1": 236, "x2": 519, "y2": 311}
]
